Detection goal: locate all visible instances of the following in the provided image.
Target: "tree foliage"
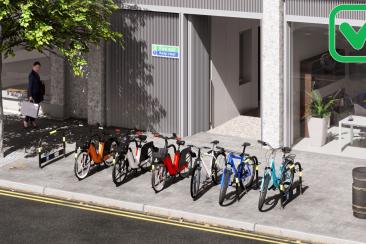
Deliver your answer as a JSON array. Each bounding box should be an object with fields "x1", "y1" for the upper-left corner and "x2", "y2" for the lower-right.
[{"x1": 0, "y1": 0, "x2": 123, "y2": 76}]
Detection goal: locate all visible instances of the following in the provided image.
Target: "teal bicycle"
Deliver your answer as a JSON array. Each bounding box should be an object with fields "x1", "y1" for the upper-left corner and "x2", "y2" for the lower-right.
[{"x1": 257, "y1": 140, "x2": 303, "y2": 211}]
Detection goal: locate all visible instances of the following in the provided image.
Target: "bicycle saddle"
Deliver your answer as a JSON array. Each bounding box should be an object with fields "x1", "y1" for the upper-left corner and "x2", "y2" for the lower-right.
[
  {"x1": 282, "y1": 147, "x2": 292, "y2": 154},
  {"x1": 177, "y1": 140, "x2": 185, "y2": 146},
  {"x1": 210, "y1": 140, "x2": 219, "y2": 145},
  {"x1": 242, "y1": 142, "x2": 251, "y2": 147}
]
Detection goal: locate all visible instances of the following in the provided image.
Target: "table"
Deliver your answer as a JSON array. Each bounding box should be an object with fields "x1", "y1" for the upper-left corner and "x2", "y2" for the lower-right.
[{"x1": 339, "y1": 115, "x2": 366, "y2": 151}]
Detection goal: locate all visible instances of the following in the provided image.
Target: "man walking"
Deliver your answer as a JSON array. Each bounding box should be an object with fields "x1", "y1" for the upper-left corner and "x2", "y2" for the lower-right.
[{"x1": 24, "y1": 61, "x2": 44, "y2": 128}]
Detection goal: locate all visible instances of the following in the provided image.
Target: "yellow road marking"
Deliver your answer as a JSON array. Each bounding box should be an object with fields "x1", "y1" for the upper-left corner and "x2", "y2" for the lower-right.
[{"x1": 0, "y1": 189, "x2": 302, "y2": 244}]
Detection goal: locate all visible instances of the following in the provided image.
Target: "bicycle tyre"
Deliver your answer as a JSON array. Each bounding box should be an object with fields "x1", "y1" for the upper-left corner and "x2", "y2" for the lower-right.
[
  {"x1": 211, "y1": 152, "x2": 226, "y2": 185},
  {"x1": 258, "y1": 173, "x2": 271, "y2": 211},
  {"x1": 112, "y1": 156, "x2": 128, "y2": 185},
  {"x1": 151, "y1": 164, "x2": 167, "y2": 193},
  {"x1": 74, "y1": 151, "x2": 91, "y2": 180},
  {"x1": 281, "y1": 162, "x2": 295, "y2": 195},
  {"x1": 239, "y1": 158, "x2": 256, "y2": 190},
  {"x1": 219, "y1": 168, "x2": 230, "y2": 206},
  {"x1": 190, "y1": 164, "x2": 201, "y2": 199}
]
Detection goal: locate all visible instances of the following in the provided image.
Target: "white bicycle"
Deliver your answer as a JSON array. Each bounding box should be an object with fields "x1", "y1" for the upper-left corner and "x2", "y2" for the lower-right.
[
  {"x1": 189, "y1": 140, "x2": 227, "y2": 200},
  {"x1": 112, "y1": 131, "x2": 156, "y2": 185}
]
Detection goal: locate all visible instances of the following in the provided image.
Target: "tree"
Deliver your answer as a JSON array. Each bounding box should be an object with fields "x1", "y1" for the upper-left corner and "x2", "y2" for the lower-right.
[{"x1": 0, "y1": 0, "x2": 123, "y2": 157}]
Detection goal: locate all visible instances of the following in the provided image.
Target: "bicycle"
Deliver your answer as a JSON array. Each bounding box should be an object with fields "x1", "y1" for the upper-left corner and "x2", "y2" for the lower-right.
[
  {"x1": 257, "y1": 140, "x2": 303, "y2": 211},
  {"x1": 189, "y1": 140, "x2": 227, "y2": 200},
  {"x1": 112, "y1": 130, "x2": 156, "y2": 185},
  {"x1": 218, "y1": 143, "x2": 259, "y2": 206},
  {"x1": 151, "y1": 133, "x2": 194, "y2": 193},
  {"x1": 74, "y1": 125, "x2": 119, "y2": 180}
]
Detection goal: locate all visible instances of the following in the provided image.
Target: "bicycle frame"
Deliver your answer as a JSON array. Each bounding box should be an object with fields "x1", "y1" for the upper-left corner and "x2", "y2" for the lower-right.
[
  {"x1": 261, "y1": 152, "x2": 286, "y2": 191},
  {"x1": 163, "y1": 144, "x2": 186, "y2": 175},
  {"x1": 194, "y1": 150, "x2": 215, "y2": 177},
  {"x1": 88, "y1": 142, "x2": 102, "y2": 164},
  {"x1": 220, "y1": 153, "x2": 253, "y2": 186}
]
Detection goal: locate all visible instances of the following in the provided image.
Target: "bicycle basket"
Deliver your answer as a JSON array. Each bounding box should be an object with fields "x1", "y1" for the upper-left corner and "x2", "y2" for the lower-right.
[{"x1": 152, "y1": 148, "x2": 168, "y2": 162}]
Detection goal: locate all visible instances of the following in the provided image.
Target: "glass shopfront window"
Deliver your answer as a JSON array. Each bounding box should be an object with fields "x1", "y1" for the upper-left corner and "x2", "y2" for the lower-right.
[{"x1": 290, "y1": 23, "x2": 366, "y2": 146}]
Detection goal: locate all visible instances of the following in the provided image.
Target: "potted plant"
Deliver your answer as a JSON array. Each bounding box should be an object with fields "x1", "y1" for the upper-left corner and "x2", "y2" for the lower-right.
[{"x1": 306, "y1": 90, "x2": 335, "y2": 146}]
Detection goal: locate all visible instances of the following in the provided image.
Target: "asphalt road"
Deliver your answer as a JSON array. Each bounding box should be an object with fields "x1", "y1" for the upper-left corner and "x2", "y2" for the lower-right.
[{"x1": 0, "y1": 190, "x2": 299, "y2": 244}]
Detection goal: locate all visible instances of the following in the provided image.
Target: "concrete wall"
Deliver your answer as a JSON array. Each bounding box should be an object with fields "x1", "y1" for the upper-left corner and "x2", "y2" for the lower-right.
[
  {"x1": 211, "y1": 16, "x2": 259, "y2": 127},
  {"x1": 261, "y1": 0, "x2": 284, "y2": 147},
  {"x1": 2, "y1": 48, "x2": 50, "y2": 89}
]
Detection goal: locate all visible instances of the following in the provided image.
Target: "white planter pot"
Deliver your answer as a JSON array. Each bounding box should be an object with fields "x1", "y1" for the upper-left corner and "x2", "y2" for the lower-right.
[{"x1": 307, "y1": 116, "x2": 330, "y2": 147}]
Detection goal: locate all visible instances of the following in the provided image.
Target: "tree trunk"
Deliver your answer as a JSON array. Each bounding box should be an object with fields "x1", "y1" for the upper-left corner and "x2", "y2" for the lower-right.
[{"x1": 0, "y1": 24, "x2": 4, "y2": 158}]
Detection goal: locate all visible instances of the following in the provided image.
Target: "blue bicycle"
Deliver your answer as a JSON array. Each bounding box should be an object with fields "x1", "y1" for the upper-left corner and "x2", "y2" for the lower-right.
[
  {"x1": 257, "y1": 140, "x2": 303, "y2": 211},
  {"x1": 217, "y1": 143, "x2": 259, "y2": 206}
]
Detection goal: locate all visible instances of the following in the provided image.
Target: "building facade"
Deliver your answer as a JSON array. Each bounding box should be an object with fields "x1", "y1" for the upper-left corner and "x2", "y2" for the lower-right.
[{"x1": 5, "y1": 0, "x2": 366, "y2": 148}]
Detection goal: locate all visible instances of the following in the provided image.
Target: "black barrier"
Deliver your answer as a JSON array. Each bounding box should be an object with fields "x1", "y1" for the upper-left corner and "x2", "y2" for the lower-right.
[{"x1": 38, "y1": 127, "x2": 67, "y2": 168}]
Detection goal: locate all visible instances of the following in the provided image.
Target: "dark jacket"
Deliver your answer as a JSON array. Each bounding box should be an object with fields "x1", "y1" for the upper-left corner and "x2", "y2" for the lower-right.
[{"x1": 28, "y1": 70, "x2": 44, "y2": 103}]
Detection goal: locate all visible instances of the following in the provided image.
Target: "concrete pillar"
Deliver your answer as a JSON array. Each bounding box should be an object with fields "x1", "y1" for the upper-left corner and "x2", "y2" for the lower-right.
[
  {"x1": 87, "y1": 43, "x2": 106, "y2": 126},
  {"x1": 46, "y1": 52, "x2": 66, "y2": 119},
  {"x1": 261, "y1": 0, "x2": 284, "y2": 147}
]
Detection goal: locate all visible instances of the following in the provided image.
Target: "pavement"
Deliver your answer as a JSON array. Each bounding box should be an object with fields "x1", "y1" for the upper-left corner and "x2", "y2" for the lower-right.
[
  {"x1": 0, "y1": 193, "x2": 273, "y2": 244},
  {"x1": 1, "y1": 115, "x2": 366, "y2": 244}
]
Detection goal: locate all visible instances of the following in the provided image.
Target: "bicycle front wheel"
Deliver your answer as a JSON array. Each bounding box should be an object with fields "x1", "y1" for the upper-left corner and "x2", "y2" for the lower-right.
[
  {"x1": 258, "y1": 173, "x2": 271, "y2": 211},
  {"x1": 151, "y1": 164, "x2": 167, "y2": 193},
  {"x1": 112, "y1": 157, "x2": 128, "y2": 186},
  {"x1": 239, "y1": 158, "x2": 256, "y2": 190},
  {"x1": 219, "y1": 168, "x2": 231, "y2": 206},
  {"x1": 74, "y1": 151, "x2": 91, "y2": 180},
  {"x1": 190, "y1": 164, "x2": 201, "y2": 199}
]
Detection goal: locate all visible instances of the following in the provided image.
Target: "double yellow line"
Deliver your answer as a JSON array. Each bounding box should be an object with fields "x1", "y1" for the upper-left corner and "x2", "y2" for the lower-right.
[{"x1": 0, "y1": 188, "x2": 303, "y2": 244}]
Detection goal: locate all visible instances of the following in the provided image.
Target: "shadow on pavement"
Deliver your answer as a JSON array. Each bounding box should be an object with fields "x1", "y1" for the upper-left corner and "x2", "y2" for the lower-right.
[{"x1": 260, "y1": 181, "x2": 309, "y2": 212}]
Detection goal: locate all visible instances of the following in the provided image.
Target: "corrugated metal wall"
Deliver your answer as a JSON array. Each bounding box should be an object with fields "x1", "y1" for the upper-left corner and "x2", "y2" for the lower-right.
[
  {"x1": 123, "y1": 0, "x2": 262, "y2": 13},
  {"x1": 188, "y1": 15, "x2": 211, "y2": 135},
  {"x1": 106, "y1": 10, "x2": 180, "y2": 133},
  {"x1": 287, "y1": 0, "x2": 366, "y2": 19}
]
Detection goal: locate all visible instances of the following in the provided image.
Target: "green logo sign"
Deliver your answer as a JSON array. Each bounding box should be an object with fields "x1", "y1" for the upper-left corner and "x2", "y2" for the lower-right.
[
  {"x1": 152, "y1": 44, "x2": 180, "y2": 59},
  {"x1": 329, "y1": 4, "x2": 366, "y2": 63}
]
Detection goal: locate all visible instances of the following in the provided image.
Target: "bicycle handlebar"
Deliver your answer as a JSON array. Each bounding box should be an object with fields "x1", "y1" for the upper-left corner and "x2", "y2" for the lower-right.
[{"x1": 187, "y1": 145, "x2": 211, "y2": 150}]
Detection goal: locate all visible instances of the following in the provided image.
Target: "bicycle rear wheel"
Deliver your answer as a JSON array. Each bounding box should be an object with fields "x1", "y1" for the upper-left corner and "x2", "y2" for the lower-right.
[
  {"x1": 151, "y1": 164, "x2": 167, "y2": 193},
  {"x1": 212, "y1": 153, "x2": 226, "y2": 185},
  {"x1": 281, "y1": 162, "x2": 295, "y2": 195},
  {"x1": 219, "y1": 168, "x2": 231, "y2": 206},
  {"x1": 104, "y1": 140, "x2": 118, "y2": 167},
  {"x1": 239, "y1": 158, "x2": 256, "y2": 190},
  {"x1": 179, "y1": 152, "x2": 192, "y2": 178},
  {"x1": 190, "y1": 164, "x2": 201, "y2": 199},
  {"x1": 258, "y1": 173, "x2": 271, "y2": 211},
  {"x1": 140, "y1": 146, "x2": 154, "y2": 171}
]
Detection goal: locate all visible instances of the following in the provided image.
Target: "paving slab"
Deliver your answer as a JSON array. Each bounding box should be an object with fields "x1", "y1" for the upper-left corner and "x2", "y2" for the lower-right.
[{"x1": 0, "y1": 126, "x2": 365, "y2": 244}]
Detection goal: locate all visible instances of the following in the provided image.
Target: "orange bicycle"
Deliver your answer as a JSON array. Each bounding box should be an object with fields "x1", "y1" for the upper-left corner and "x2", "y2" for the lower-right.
[{"x1": 74, "y1": 126, "x2": 119, "y2": 180}]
